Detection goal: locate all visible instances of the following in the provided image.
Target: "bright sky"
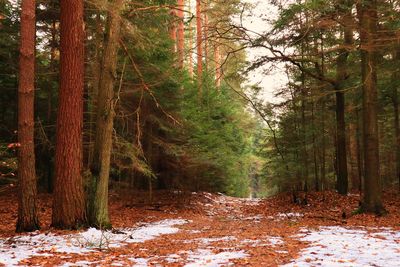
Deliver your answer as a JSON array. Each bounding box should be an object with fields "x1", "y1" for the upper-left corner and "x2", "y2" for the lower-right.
[
  {"x1": 240, "y1": 0, "x2": 287, "y2": 104},
  {"x1": 185, "y1": 0, "x2": 287, "y2": 104}
]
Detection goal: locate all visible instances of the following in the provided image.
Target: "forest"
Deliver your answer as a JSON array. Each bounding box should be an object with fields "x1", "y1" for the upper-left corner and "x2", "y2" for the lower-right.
[{"x1": 1, "y1": 0, "x2": 400, "y2": 266}]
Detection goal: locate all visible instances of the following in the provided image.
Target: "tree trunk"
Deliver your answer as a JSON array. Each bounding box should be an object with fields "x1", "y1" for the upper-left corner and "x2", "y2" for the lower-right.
[
  {"x1": 334, "y1": 0, "x2": 353, "y2": 195},
  {"x1": 16, "y1": 0, "x2": 40, "y2": 232},
  {"x1": 203, "y1": 2, "x2": 208, "y2": 70},
  {"x1": 188, "y1": 0, "x2": 194, "y2": 77},
  {"x1": 348, "y1": 118, "x2": 360, "y2": 191},
  {"x1": 392, "y1": 48, "x2": 400, "y2": 191},
  {"x1": 311, "y1": 101, "x2": 319, "y2": 191},
  {"x1": 358, "y1": 0, "x2": 385, "y2": 214},
  {"x1": 320, "y1": 99, "x2": 326, "y2": 191},
  {"x1": 177, "y1": 0, "x2": 184, "y2": 67},
  {"x1": 88, "y1": 12, "x2": 103, "y2": 168},
  {"x1": 88, "y1": 0, "x2": 124, "y2": 228},
  {"x1": 52, "y1": 0, "x2": 87, "y2": 229},
  {"x1": 300, "y1": 75, "x2": 308, "y2": 191},
  {"x1": 196, "y1": 0, "x2": 203, "y2": 90}
]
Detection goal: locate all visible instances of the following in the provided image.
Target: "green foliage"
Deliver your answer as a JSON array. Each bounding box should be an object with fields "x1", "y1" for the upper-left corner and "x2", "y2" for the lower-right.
[{"x1": 179, "y1": 75, "x2": 255, "y2": 197}]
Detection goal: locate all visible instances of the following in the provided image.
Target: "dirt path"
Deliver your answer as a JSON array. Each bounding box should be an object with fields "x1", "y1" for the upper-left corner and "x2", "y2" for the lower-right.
[{"x1": 1, "y1": 189, "x2": 400, "y2": 266}]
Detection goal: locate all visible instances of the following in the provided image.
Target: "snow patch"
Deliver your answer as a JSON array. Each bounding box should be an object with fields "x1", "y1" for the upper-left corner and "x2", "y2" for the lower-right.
[
  {"x1": 128, "y1": 257, "x2": 149, "y2": 267},
  {"x1": 184, "y1": 249, "x2": 248, "y2": 267},
  {"x1": 267, "y1": 235, "x2": 284, "y2": 246},
  {"x1": 197, "y1": 236, "x2": 237, "y2": 244},
  {"x1": 0, "y1": 219, "x2": 188, "y2": 266},
  {"x1": 284, "y1": 226, "x2": 400, "y2": 266},
  {"x1": 241, "y1": 235, "x2": 284, "y2": 247}
]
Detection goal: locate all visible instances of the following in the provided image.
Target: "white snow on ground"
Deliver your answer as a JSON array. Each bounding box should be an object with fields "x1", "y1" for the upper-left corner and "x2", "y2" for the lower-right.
[
  {"x1": 0, "y1": 219, "x2": 187, "y2": 266},
  {"x1": 195, "y1": 236, "x2": 237, "y2": 244},
  {"x1": 183, "y1": 249, "x2": 248, "y2": 267},
  {"x1": 128, "y1": 257, "x2": 149, "y2": 267},
  {"x1": 284, "y1": 226, "x2": 400, "y2": 266},
  {"x1": 267, "y1": 235, "x2": 284, "y2": 246},
  {"x1": 241, "y1": 235, "x2": 284, "y2": 247}
]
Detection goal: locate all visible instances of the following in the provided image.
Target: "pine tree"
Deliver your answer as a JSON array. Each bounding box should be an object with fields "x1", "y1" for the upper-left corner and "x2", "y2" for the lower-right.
[
  {"x1": 16, "y1": 0, "x2": 40, "y2": 232},
  {"x1": 358, "y1": 0, "x2": 385, "y2": 214},
  {"x1": 88, "y1": 0, "x2": 124, "y2": 228},
  {"x1": 52, "y1": 0, "x2": 87, "y2": 229}
]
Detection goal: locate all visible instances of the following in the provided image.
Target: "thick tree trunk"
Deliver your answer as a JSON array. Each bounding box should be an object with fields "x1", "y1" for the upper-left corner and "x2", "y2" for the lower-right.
[
  {"x1": 88, "y1": 0, "x2": 124, "y2": 228},
  {"x1": 358, "y1": 0, "x2": 385, "y2": 214},
  {"x1": 334, "y1": 0, "x2": 352, "y2": 195},
  {"x1": 16, "y1": 0, "x2": 40, "y2": 232},
  {"x1": 52, "y1": 0, "x2": 87, "y2": 229}
]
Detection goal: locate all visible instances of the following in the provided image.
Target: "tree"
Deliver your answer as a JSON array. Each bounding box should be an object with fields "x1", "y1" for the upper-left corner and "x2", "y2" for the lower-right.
[
  {"x1": 16, "y1": 0, "x2": 40, "y2": 232},
  {"x1": 358, "y1": 0, "x2": 385, "y2": 214},
  {"x1": 196, "y1": 0, "x2": 203, "y2": 86},
  {"x1": 177, "y1": 0, "x2": 185, "y2": 67},
  {"x1": 88, "y1": 0, "x2": 124, "y2": 228},
  {"x1": 334, "y1": 0, "x2": 353, "y2": 195},
  {"x1": 52, "y1": 0, "x2": 87, "y2": 229}
]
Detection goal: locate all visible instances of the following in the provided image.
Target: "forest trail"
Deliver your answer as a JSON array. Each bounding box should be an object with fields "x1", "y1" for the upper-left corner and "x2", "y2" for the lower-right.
[{"x1": 1, "y1": 187, "x2": 400, "y2": 266}]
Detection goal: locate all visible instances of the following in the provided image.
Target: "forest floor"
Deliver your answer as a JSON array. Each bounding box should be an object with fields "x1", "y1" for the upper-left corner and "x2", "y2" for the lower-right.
[{"x1": 1, "y1": 186, "x2": 400, "y2": 266}]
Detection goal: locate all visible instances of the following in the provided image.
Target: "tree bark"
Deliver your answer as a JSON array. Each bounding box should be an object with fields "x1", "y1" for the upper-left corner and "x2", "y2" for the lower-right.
[
  {"x1": 334, "y1": 0, "x2": 353, "y2": 195},
  {"x1": 392, "y1": 48, "x2": 400, "y2": 191},
  {"x1": 203, "y1": 2, "x2": 208, "y2": 70},
  {"x1": 311, "y1": 101, "x2": 319, "y2": 191},
  {"x1": 177, "y1": 0, "x2": 184, "y2": 68},
  {"x1": 196, "y1": 0, "x2": 203, "y2": 91},
  {"x1": 320, "y1": 99, "x2": 326, "y2": 191},
  {"x1": 16, "y1": 0, "x2": 40, "y2": 232},
  {"x1": 358, "y1": 0, "x2": 385, "y2": 214},
  {"x1": 348, "y1": 118, "x2": 360, "y2": 191},
  {"x1": 88, "y1": 0, "x2": 124, "y2": 228},
  {"x1": 188, "y1": 0, "x2": 194, "y2": 77},
  {"x1": 52, "y1": 0, "x2": 87, "y2": 229}
]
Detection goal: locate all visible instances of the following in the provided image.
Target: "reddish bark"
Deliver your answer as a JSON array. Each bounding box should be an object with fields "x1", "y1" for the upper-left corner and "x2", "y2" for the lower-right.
[
  {"x1": 188, "y1": 11, "x2": 194, "y2": 77},
  {"x1": 196, "y1": 0, "x2": 203, "y2": 86},
  {"x1": 177, "y1": 0, "x2": 185, "y2": 68},
  {"x1": 16, "y1": 0, "x2": 40, "y2": 232},
  {"x1": 52, "y1": 0, "x2": 87, "y2": 229},
  {"x1": 203, "y1": 6, "x2": 208, "y2": 69}
]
